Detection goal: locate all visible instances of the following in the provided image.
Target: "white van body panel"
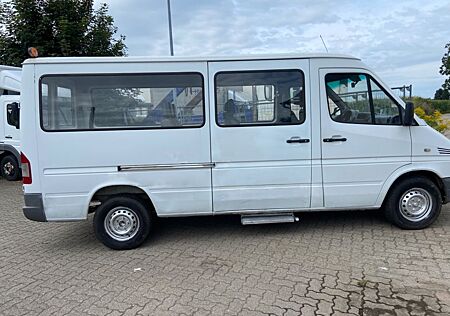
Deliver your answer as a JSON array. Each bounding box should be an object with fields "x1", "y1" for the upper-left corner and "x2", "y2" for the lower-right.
[
  {"x1": 31, "y1": 61, "x2": 212, "y2": 220},
  {"x1": 21, "y1": 65, "x2": 40, "y2": 192},
  {"x1": 410, "y1": 125, "x2": 450, "y2": 158},
  {"x1": 209, "y1": 59, "x2": 312, "y2": 213},
  {"x1": 375, "y1": 160, "x2": 450, "y2": 207},
  {"x1": 314, "y1": 62, "x2": 412, "y2": 208},
  {"x1": 19, "y1": 54, "x2": 450, "y2": 223}
]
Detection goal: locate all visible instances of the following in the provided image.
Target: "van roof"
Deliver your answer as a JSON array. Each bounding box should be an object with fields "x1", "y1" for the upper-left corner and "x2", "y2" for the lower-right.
[{"x1": 23, "y1": 53, "x2": 360, "y2": 65}]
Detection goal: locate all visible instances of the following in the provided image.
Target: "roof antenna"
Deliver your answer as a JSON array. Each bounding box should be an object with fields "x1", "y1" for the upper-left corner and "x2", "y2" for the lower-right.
[{"x1": 320, "y1": 35, "x2": 329, "y2": 53}]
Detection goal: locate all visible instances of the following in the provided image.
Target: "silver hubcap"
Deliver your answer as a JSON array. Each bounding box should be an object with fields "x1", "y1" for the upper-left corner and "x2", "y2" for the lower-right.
[
  {"x1": 104, "y1": 207, "x2": 140, "y2": 241},
  {"x1": 3, "y1": 162, "x2": 14, "y2": 176},
  {"x1": 399, "y1": 188, "x2": 433, "y2": 222}
]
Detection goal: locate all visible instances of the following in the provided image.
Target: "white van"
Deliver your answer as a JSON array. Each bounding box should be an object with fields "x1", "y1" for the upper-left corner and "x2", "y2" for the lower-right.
[
  {"x1": 0, "y1": 66, "x2": 21, "y2": 181},
  {"x1": 19, "y1": 54, "x2": 450, "y2": 249}
]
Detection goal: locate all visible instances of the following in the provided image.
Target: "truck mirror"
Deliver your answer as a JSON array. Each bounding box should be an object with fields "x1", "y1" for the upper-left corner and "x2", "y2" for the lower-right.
[
  {"x1": 403, "y1": 101, "x2": 414, "y2": 126},
  {"x1": 6, "y1": 102, "x2": 20, "y2": 129}
]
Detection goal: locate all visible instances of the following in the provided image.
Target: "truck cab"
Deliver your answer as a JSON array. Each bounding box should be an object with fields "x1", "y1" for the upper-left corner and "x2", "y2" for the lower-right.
[{"x1": 0, "y1": 66, "x2": 21, "y2": 181}]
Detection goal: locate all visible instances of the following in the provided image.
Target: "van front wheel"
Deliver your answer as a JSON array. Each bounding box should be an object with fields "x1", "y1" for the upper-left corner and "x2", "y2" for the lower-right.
[
  {"x1": 93, "y1": 196, "x2": 152, "y2": 250},
  {"x1": 384, "y1": 177, "x2": 441, "y2": 229}
]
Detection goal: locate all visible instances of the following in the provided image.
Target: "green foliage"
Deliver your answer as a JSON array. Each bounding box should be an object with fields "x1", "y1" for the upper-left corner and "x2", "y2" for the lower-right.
[
  {"x1": 415, "y1": 106, "x2": 449, "y2": 133},
  {"x1": 413, "y1": 96, "x2": 450, "y2": 133},
  {"x1": 410, "y1": 96, "x2": 450, "y2": 114},
  {"x1": 0, "y1": 0, "x2": 126, "y2": 66},
  {"x1": 440, "y1": 43, "x2": 450, "y2": 84},
  {"x1": 435, "y1": 42, "x2": 450, "y2": 100},
  {"x1": 435, "y1": 88, "x2": 450, "y2": 100}
]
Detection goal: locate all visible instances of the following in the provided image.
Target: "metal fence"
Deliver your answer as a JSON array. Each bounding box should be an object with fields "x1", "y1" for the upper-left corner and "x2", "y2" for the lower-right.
[{"x1": 391, "y1": 85, "x2": 412, "y2": 99}]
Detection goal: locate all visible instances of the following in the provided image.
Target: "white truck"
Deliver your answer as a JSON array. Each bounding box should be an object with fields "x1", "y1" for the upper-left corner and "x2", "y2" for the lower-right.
[
  {"x1": 0, "y1": 66, "x2": 21, "y2": 181},
  {"x1": 17, "y1": 54, "x2": 450, "y2": 250}
]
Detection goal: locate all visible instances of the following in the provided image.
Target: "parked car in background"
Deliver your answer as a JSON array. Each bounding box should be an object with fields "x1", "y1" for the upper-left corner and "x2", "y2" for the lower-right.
[
  {"x1": 0, "y1": 66, "x2": 21, "y2": 181},
  {"x1": 17, "y1": 54, "x2": 450, "y2": 249}
]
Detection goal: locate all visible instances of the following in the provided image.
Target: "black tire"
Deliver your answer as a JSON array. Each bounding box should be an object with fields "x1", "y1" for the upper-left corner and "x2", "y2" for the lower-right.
[
  {"x1": 93, "y1": 196, "x2": 152, "y2": 250},
  {"x1": 0, "y1": 155, "x2": 21, "y2": 181},
  {"x1": 384, "y1": 177, "x2": 441, "y2": 229}
]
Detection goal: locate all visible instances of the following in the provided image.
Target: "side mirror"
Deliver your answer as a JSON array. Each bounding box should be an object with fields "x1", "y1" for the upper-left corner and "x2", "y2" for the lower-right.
[
  {"x1": 403, "y1": 101, "x2": 414, "y2": 126},
  {"x1": 6, "y1": 102, "x2": 20, "y2": 129}
]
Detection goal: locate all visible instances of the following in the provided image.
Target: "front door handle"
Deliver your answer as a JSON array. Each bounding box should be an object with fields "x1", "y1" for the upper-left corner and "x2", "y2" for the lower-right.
[
  {"x1": 323, "y1": 136, "x2": 347, "y2": 142},
  {"x1": 4, "y1": 135, "x2": 12, "y2": 139},
  {"x1": 287, "y1": 137, "x2": 310, "y2": 144}
]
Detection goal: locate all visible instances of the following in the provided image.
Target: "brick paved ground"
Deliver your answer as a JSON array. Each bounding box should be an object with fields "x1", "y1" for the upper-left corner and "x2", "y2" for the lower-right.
[{"x1": 1, "y1": 178, "x2": 449, "y2": 316}]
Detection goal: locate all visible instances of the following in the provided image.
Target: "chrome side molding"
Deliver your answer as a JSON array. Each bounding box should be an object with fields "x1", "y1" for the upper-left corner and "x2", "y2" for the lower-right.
[{"x1": 118, "y1": 162, "x2": 216, "y2": 172}]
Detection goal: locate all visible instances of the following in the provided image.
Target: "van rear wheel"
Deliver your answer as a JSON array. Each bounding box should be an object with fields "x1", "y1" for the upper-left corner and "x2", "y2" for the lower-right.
[
  {"x1": 1, "y1": 155, "x2": 21, "y2": 181},
  {"x1": 93, "y1": 196, "x2": 152, "y2": 250},
  {"x1": 384, "y1": 177, "x2": 441, "y2": 229}
]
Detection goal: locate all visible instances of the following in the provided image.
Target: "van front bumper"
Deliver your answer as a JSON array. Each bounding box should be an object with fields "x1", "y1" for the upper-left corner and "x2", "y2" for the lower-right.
[{"x1": 23, "y1": 193, "x2": 47, "y2": 222}]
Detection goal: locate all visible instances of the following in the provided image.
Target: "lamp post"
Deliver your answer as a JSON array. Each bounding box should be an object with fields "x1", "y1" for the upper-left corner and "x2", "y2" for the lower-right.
[{"x1": 167, "y1": 0, "x2": 174, "y2": 56}]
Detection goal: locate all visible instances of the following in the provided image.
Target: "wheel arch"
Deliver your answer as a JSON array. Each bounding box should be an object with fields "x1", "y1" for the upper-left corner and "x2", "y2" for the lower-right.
[
  {"x1": 377, "y1": 168, "x2": 445, "y2": 207},
  {"x1": 87, "y1": 183, "x2": 157, "y2": 217},
  {"x1": 0, "y1": 144, "x2": 21, "y2": 166}
]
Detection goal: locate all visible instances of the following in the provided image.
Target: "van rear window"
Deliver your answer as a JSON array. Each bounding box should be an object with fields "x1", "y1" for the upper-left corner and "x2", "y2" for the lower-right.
[{"x1": 40, "y1": 73, "x2": 205, "y2": 131}]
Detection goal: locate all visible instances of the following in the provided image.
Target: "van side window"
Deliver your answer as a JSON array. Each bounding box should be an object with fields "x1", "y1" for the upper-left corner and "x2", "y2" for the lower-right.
[
  {"x1": 215, "y1": 70, "x2": 305, "y2": 127},
  {"x1": 325, "y1": 73, "x2": 402, "y2": 125},
  {"x1": 370, "y1": 79, "x2": 402, "y2": 125},
  {"x1": 41, "y1": 83, "x2": 75, "y2": 130},
  {"x1": 40, "y1": 73, "x2": 204, "y2": 131},
  {"x1": 326, "y1": 74, "x2": 372, "y2": 124}
]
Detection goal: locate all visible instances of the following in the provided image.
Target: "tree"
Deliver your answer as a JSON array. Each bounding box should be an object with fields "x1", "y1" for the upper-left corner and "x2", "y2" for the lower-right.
[
  {"x1": 434, "y1": 88, "x2": 450, "y2": 100},
  {"x1": 435, "y1": 42, "x2": 450, "y2": 100},
  {"x1": 0, "y1": 0, "x2": 126, "y2": 66}
]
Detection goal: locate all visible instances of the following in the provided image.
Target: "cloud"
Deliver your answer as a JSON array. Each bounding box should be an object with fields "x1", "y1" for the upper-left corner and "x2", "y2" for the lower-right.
[{"x1": 99, "y1": 0, "x2": 450, "y2": 97}]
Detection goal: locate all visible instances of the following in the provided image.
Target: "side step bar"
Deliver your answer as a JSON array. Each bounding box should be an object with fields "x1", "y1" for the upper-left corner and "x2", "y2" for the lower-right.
[{"x1": 241, "y1": 213, "x2": 299, "y2": 225}]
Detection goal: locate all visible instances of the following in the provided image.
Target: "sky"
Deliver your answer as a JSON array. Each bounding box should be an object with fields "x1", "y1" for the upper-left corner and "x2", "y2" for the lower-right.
[{"x1": 98, "y1": 0, "x2": 450, "y2": 98}]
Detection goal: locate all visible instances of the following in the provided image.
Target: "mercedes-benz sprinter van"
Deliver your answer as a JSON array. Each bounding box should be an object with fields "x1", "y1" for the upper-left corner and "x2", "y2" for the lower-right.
[{"x1": 18, "y1": 54, "x2": 450, "y2": 249}]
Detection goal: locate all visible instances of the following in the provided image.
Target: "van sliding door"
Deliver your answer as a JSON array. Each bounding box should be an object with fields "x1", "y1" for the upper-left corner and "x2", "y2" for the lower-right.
[{"x1": 209, "y1": 59, "x2": 312, "y2": 213}]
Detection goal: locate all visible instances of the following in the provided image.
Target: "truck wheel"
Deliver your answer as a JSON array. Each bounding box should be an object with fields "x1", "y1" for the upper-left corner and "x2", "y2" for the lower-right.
[
  {"x1": 1, "y1": 155, "x2": 21, "y2": 181},
  {"x1": 93, "y1": 196, "x2": 152, "y2": 250},
  {"x1": 384, "y1": 177, "x2": 441, "y2": 229}
]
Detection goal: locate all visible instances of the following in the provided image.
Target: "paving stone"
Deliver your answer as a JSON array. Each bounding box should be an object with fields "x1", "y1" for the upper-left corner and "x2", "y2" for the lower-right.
[{"x1": 0, "y1": 179, "x2": 449, "y2": 315}]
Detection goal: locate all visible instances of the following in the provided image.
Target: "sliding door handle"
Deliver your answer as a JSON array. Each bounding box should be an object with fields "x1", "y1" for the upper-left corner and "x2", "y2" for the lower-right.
[
  {"x1": 287, "y1": 137, "x2": 310, "y2": 144},
  {"x1": 323, "y1": 136, "x2": 347, "y2": 142}
]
